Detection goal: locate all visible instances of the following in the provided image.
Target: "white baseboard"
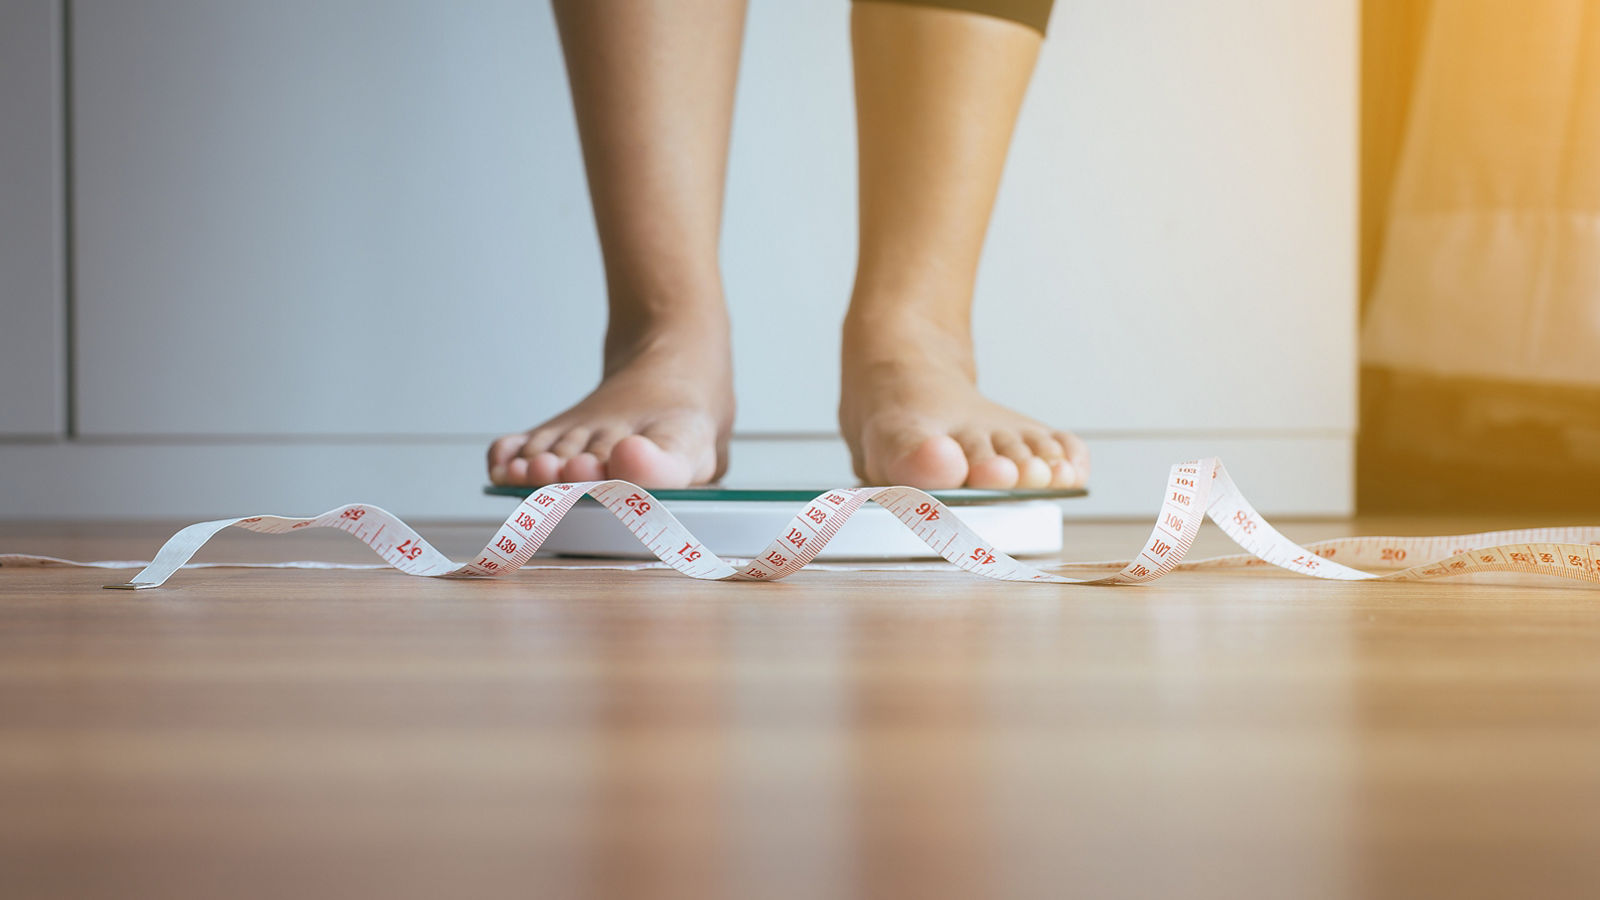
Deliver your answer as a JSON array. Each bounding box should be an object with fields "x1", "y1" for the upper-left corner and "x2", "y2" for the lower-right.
[{"x1": 0, "y1": 433, "x2": 1351, "y2": 521}]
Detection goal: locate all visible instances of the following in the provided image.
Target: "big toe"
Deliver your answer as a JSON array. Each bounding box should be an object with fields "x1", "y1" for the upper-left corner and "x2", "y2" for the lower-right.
[
  {"x1": 607, "y1": 434, "x2": 696, "y2": 488},
  {"x1": 882, "y1": 434, "x2": 970, "y2": 490}
]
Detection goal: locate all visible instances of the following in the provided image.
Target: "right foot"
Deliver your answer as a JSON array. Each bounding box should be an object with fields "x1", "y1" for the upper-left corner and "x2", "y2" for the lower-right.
[{"x1": 487, "y1": 310, "x2": 734, "y2": 488}]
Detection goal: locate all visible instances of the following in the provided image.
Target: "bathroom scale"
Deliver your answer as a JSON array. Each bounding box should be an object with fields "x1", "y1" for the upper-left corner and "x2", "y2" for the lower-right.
[{"x1": 483, "y1": 484, "x2": 1087, "y2": 560}]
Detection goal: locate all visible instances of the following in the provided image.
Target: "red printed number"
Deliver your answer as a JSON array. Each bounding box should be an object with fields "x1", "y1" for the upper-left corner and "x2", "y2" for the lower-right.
[
  {"x1": 515, "y1": 512, "x2": 537, "y2": 531},
  {"x1": 340, "y1": 508, "x2": 365, "y2": 522},
  {"x1": 970, "y1": 548, "x2": 996, "y2": 565},
  {"x1": 679, "y1": 542, "x2": 702, "y2": 562},
  {"x1": 396, "y1": 539, "x2": 423, "y2": 561},
  {"x1": 913, "y1": 502, "x2": 940, "y2": 523},
  {"x1": 786, "y1": 528, "x2": 807, "y2": 549},
  {"x1": 495, "y1": 536, "x2": 518, "y2": 554},
  {"x1": 764, "y1": 551, "x2": 789, "y2": 568},
  {"x1": 623, "y1": 493, "x2": 652, "y2": 515}
]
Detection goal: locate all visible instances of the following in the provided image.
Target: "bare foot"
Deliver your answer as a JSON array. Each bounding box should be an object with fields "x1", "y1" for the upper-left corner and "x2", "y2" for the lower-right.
[
  {"x1": 839, "y1": 309, "x2": 1089, "y2": 490},
  {"x1": 488, "y1": 309, "x2": 734, "y2": 488}
]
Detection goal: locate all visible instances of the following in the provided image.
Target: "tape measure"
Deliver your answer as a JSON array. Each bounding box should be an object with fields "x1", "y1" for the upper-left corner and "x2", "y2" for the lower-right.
[
  {"x1": 481, "y1": 484, "x2": 1079, "y2": 559},
  {"x1": 3, "y1": 458, "x2": 1597, "y2": 590}
]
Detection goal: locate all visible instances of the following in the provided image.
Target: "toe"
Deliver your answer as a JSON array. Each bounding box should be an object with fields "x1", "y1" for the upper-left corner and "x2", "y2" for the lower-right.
[
  {"x1": 559, "y1": 452, "x2": 604, "y2": 482},
  {"x1": 991, "y1": 432, "x2": 1051, "y2": 488},
  {"x1": 609, "y1": 432, "x2": 696, "y2": 488},
  {"x1": 991, "y1": 430, "x2": 1029, "y2": 467},
  {"x1": 584, "y1": 426, "x2": 631, "y2": 463},
  {"x1": 869, "y1": 422, "x2": 968, "y2": 488},
  {"x1": 954, "y1": 428, "x2": 998, "y2": 468},
  {"x1": 966, "y1": 454, "x2": 1021, "y2": 489},
  {"x1": 488, "y1": 434, "x2": 527, "y2": 483},
  {"x1": 953, "y1": 429, "x2": 1030, "y2": 486},
  {"x1": 1016, "y1": 457, "x2": 1053, "y2": 488},
  {"x1": 883, "y1": 434, "x2": 970, "y2": 489},
  {"x1": 549, "y1": 428, "x2": 592, "y2": 460},
  {"x1": 955, "y1": 430, "x2": 1020, "y2": 489},
  {"x1": 1023, "y1": 430, "x2": 1066, "y2": 463},
  {"x1": 1048, "y1": 459, "x2": 1080, "y2": 488},
  {"x1": 504, "y1": 457, "x2": 531, "y2": 485},
  {"x1": 520, "y1": 427, "x2": 562, "y2": 458},
  {"x1": 528, "y1": 452, "x2": 563, "y2": 485},
  {"x1": 1056, "y1": 431, "x2": 1090, "y2": 484}
]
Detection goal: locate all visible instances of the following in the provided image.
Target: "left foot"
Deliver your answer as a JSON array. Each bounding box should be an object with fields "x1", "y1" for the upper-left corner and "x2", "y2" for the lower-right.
[{"x1": 839, "y1": 308, "x2": 1089, "y2": 490}]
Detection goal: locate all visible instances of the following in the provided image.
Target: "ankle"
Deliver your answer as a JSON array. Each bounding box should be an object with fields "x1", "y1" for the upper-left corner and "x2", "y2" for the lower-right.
[
  {"x1": 842, "y1": 300, "x2": 976, "y2": 377},
  {"x1": 603, "y1": 288, "x2": 730, "y2": 369}
]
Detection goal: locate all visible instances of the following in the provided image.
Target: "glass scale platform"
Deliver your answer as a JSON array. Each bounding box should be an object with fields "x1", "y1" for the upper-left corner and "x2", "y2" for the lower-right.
[{"x1": 483, "y1": 484, "x2": 1088, "y2": 560}]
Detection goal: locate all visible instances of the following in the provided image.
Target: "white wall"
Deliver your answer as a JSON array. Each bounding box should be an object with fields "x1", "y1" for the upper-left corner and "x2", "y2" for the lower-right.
[{"x1": 0, "y1": 0, "x2": 1356, "y2": 520}]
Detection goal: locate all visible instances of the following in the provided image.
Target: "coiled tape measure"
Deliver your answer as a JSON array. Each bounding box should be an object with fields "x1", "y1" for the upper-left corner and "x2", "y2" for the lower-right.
[{"x1": 3, "y1": 458, "x2": 1592, "y2": 590}]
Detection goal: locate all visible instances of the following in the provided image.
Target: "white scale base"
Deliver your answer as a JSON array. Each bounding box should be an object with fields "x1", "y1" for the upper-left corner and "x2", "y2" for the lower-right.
[{"x1": 538, "y1": 500, "x2": 1065, "y2": 560}]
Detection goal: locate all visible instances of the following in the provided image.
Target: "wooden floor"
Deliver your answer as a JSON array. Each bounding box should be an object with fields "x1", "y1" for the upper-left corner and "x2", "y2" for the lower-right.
[{"x1": 4, "y1": 516, "x2": 1600, "y2": 900}]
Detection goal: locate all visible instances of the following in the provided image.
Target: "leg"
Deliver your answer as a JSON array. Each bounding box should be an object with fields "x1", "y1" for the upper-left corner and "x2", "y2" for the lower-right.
[
  {"x1": 488, "y1": 0, "x2": 745, "y2": 488},
  {"x1": 839, "y1": 1, "x2": 1088, "y2": 489}
]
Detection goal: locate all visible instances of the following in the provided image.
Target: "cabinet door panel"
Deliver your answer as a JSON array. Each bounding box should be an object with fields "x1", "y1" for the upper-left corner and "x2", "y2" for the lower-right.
[
  {"x1": 0, "y1": 0, "x2": 65, "y2": 437},
  {"x1": 74, "y1": 0, "x2": 602, "y2": 436}
]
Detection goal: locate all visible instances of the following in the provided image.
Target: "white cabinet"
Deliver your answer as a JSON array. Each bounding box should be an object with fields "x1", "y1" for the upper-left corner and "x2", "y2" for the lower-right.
[
  {"x1": 72, "y1": 0, "x2": 602, "y2": 436},
  {"x1": 0, "y1": 0, "x2": 65, "y2": 437}
]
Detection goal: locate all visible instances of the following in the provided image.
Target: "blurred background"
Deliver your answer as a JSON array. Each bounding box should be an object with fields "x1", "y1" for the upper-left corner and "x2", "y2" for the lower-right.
[
  {"x1": 1360, "y1": 0, "x2": 1600, "y2": 512},
  {"x1": 1, "y1": 0, "x2": 1588, "y2": 521}
]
